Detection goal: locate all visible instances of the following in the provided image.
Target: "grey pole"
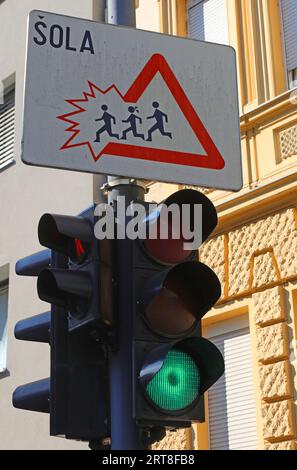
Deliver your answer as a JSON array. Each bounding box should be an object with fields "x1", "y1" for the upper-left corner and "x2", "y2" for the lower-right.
[
  {"x1": 107, "y1": 0, "x2": 137, "y2": 188},
  {"x1": 93, "y1": 1, "x2": 108, "y2": 205},
  {"x1": 106, "y1": 0, "x2": 145, "y2": 450},
  {"x1": 107, "y1": 0, "x2": 136, "y2": 28}
]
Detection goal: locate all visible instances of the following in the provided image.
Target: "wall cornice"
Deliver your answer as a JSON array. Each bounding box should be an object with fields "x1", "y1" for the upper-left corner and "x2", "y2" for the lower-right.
[
  {"x1": 214, "y1": 178, "x2": 297, "y2": 235},
  {"x1": 240, "y1": 88, "x2": 297, "y2": 132}
]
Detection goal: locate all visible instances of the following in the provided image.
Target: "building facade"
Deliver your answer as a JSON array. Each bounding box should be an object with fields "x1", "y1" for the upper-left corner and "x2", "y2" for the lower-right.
[
  {"x1": 139, "y1": 0, "x2": 297, "y2": 451},
  {"x1": 0, "y1": 0, "x2": 297, "y2": 450},
  {"x1": 0, "y1": 0, "x2": 103, "y2": 450}
]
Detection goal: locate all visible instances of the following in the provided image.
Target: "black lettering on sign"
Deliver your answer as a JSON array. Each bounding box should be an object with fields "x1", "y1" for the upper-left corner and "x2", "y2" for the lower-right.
[
  {"x1": 50, "y1": 24, "x2": 64, "y2": 48},
  {"x1": 66, "y1": 27, "x2": 76, "y2": 52},
  {"x1": 80, "y1": 30, "x2": 95, "y2": 55},
  {"x1": 33, "y1": 21, "x2": 47, "y2": 45},
  {"x1": 32, "y1": 20, "x2": 95, "y2": 55}
]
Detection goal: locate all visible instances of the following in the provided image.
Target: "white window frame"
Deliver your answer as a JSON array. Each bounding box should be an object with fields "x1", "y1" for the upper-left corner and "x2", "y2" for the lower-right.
[
  {"x1": 187, "y1": 0, "x2": 229, "y2": 45},
  {"x1": 0, "y1": 78, "x2": 15, "y2": 172},
  {"x1": 0, "y1": 280, "x2": 9, "y2": 373},
  {"x1": 279, "y1": 0, "x2": 297, "y2": 90},
  {"x1": 204, "y1": 315, "x2": 259, "y2": 450}
]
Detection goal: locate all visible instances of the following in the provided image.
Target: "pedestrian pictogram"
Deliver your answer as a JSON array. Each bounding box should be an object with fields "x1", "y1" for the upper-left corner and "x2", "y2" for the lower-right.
[
  {"x1": 22, "y1": 11, "x2": 243, "y2": 191},
  {"x1": 121, "y1": 106, "x2": 144, "y2": 141},
  {"x1": 57, "y1": 53, "x2": 226, "y2": 172},
  {"x1": 94, "y1": 105, "x2": 119, "y2": 142},
  {"x1": 146, "y1": 102, "x2": 172, "y2": 142}
]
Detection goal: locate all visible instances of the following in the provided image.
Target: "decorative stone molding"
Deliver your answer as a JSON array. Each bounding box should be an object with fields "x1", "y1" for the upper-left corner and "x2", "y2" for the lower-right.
[
  {"x1": 182, "y1": 185, "x2": 214, "y2": 196},
  {"x1": 256, "y1": 322, "x2": 288, "y2": 363},
  {"x1": 278, "y1": 124, "x2": 297, "y2": 162},
  {"x1": 251, "y1": 284, "x2": 296, "y2": 450},
  {"x1": 262, "y1": 400, "x2": 295, "y2": 441},
  {"x1": 251, "y1": 250, "x2": 280, "y2": 288},
  {"x1": 199, "y1": 235, "x2": 226, "y2": 295},
  {"x1": 223, "y1": 208, "x2": 297, "y2": 297},
  {"x1": 152, "y1": 429, "x2": 188, "y2": 450},
  {"x1": 258, "y1": 361, "x2": 290, "y2": 401},
  {"x1": 264, "y1": 440, "x2": 296, "y2": 450},
  {"x1": 253, "y1": 286, "x2": 286, "y2": 326}
]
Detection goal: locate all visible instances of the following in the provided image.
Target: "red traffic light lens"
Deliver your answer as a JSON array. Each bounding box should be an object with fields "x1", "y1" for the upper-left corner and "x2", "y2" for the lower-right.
[
  {"x1": 144, "y1": 217, "x2": 194, "y2": 265},
  {"x1": 142, "y1": 189, "x2": 217, "y2": 265},
  {"x1": 38, "y1": 214, "x2": 92, "y2": 264},
  {"x1": 72, "y1": 238, "x2": 87, "y2": 264}
]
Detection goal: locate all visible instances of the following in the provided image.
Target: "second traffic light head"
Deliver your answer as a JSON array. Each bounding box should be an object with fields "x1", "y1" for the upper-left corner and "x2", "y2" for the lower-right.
[
  {"x1": 141, "y1": 261, "x2": 221, "y2": 338},
  {"x1": 143, "y1": 189, "x2": 218, "y2": 265},
  {"x1": 38, "y1": 213, "x2": 93, "y2": 262},
  {"x1": 36, "y1": 208, "x2": 113, "y2": 332},
  {"x1": 37, "y1": 269, "x2": 92, "y2": 319}
]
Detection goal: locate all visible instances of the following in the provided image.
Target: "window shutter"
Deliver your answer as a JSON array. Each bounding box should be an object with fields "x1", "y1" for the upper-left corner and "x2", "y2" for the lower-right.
[
  {"x1": 0, "y1": 86, "x2": 15, "y2": 170},
  {"x1": 206, "y1": 327, "x2": 258, "y2": 450},
  {"x1": 0, "y1": 286, "x2": 8, "y2": 372},
  {"x1": 187, "y1": 0, "x2": 229, "y2": 45},
  {"x1": 281, "y1": 0, "x2": 297, "y2": 72}
]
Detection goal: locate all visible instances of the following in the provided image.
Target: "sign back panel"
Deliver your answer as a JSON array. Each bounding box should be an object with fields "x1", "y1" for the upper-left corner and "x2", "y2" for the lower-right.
[{"x1": 22, "y1": 10, "x2": 243, "y2": 191}]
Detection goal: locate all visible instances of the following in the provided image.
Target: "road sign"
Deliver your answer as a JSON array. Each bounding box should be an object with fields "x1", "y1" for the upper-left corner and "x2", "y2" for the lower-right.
[{"x1": 22, "y1": 10, "x2": 243, "y2": 191}]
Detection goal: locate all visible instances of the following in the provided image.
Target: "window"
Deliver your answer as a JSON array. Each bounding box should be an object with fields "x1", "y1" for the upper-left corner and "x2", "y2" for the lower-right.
[
  {"x1": 0, "y1": 83, "x2": 15, "y2": 171},
  {"x1": 187, "y1": 0, "x2": 229, "y2": 45},
  {"x1": 281, "y1": 0, "x2": 297, "y2": 89},
  {"x1": 205, "y1": 316, "x2": 258, "y2": 450},
  {"x1": 0, "y1": 280, "x2": 9, "y2": 373}
]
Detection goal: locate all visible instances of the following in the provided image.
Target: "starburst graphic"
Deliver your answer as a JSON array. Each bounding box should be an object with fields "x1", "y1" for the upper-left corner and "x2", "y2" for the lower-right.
[{"x1": 57, "y1": 53, "x2": 225, "y2": 170}]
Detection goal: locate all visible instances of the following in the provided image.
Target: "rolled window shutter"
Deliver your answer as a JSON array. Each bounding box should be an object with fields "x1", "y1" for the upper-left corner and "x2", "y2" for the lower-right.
[
  {"x1": 0, "y1": 286, "x2": 9, "y2": 372},
  {"x1": 187, "y1": 0, "x2": 229, "y2": 45},
  {"x1": 281, "y1": 0, "x2": 297, "y2": 72},
  {"x1": 207, "y1": 327, "x2": 258, "y2": 450},
  {"x1": 0, "y1": 87, "x2": 15, "y2": 170}
]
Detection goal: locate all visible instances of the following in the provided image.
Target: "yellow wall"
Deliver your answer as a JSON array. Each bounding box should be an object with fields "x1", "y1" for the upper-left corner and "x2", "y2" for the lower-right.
[
  {"x1": 136, "y1": 0, "x2": 297, "y2": 450},
  {"x1": 136, "y1": 0, "x2": 160, "y2": 32}
]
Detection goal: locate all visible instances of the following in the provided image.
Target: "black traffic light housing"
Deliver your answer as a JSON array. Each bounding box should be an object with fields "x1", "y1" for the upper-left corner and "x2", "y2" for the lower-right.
[
  {"x1": 126, "y1": 189, "x2": 225, "y2": 429},
  {"x1": 37, "y1": 206, "x2": 114, "y2": 335},
  {"x1": 13, "y1": 206, "x2": 112, "y2": 445}
]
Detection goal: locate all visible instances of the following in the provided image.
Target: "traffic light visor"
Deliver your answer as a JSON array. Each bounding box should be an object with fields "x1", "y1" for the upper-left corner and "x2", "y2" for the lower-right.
[
  {"x1": 37, "y1": 268, "x2": 92, "y2": 318},
  {"x1": 143, "y1": 189, "x2": 217, "y2": 265},
  {"x1": 38, "y1": 214, "x2": 92, "y2": 263},
  {"x1": 143, "y1": 261, "x2": 221, "y2": 337},
  {"x1": 13, "y1": 378, "x2": 50, "y2": 413}
]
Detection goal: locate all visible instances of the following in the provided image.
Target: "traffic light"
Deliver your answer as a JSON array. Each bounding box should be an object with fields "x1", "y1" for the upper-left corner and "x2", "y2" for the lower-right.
[
  {"x1": 129, "y1": 189, "x2": 224, "y2": 430},
  {"x1": 13, "y1": 206, "x2": 112, "y2": 446},
  {"x1": 13, "y1": 250, "x2": 51, "y2": 414},
  {"x1": 37, "y1": 207, "x2": 114, "y2": 334}
]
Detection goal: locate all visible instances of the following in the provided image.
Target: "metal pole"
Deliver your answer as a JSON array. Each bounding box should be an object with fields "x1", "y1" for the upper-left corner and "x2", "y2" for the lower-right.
[
  {"x1": 106, "y1": 0, "x2": 144, "y2": 451},
  {"x1": 107, "y1": 0, "x2": 136, "y2": 28},
  {"x1": 107, "y1": 0, "x2": 137, "y2": 187},
  {"x1": 108, "y1": 184, "x2": 145, "y2": 451},
  {"x1": 93, "y1": 1, "x2": 108, "y2": 205}
]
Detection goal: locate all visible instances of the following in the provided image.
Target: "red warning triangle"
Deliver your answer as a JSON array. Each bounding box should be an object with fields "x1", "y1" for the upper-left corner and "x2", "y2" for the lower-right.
[{"x1": 58, "y1": 53, "x2": 225, "y2": 170}]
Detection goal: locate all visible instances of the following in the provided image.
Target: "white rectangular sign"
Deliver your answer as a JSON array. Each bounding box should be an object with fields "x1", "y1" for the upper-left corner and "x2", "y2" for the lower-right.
[{"x1": 22, "y1": 10, "x2": 243, "y2": 191}]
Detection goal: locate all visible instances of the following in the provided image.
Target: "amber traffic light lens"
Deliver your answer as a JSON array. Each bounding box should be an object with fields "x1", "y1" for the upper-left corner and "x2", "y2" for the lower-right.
[{"x1": 145, "y1": 286, "x2": 196, "y2": 336}]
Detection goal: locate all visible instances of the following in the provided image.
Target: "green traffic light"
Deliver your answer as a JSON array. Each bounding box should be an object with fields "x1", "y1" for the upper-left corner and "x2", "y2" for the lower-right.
[{"x1": 145, "y1": 348, "x2": 200, "y2": 411}]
